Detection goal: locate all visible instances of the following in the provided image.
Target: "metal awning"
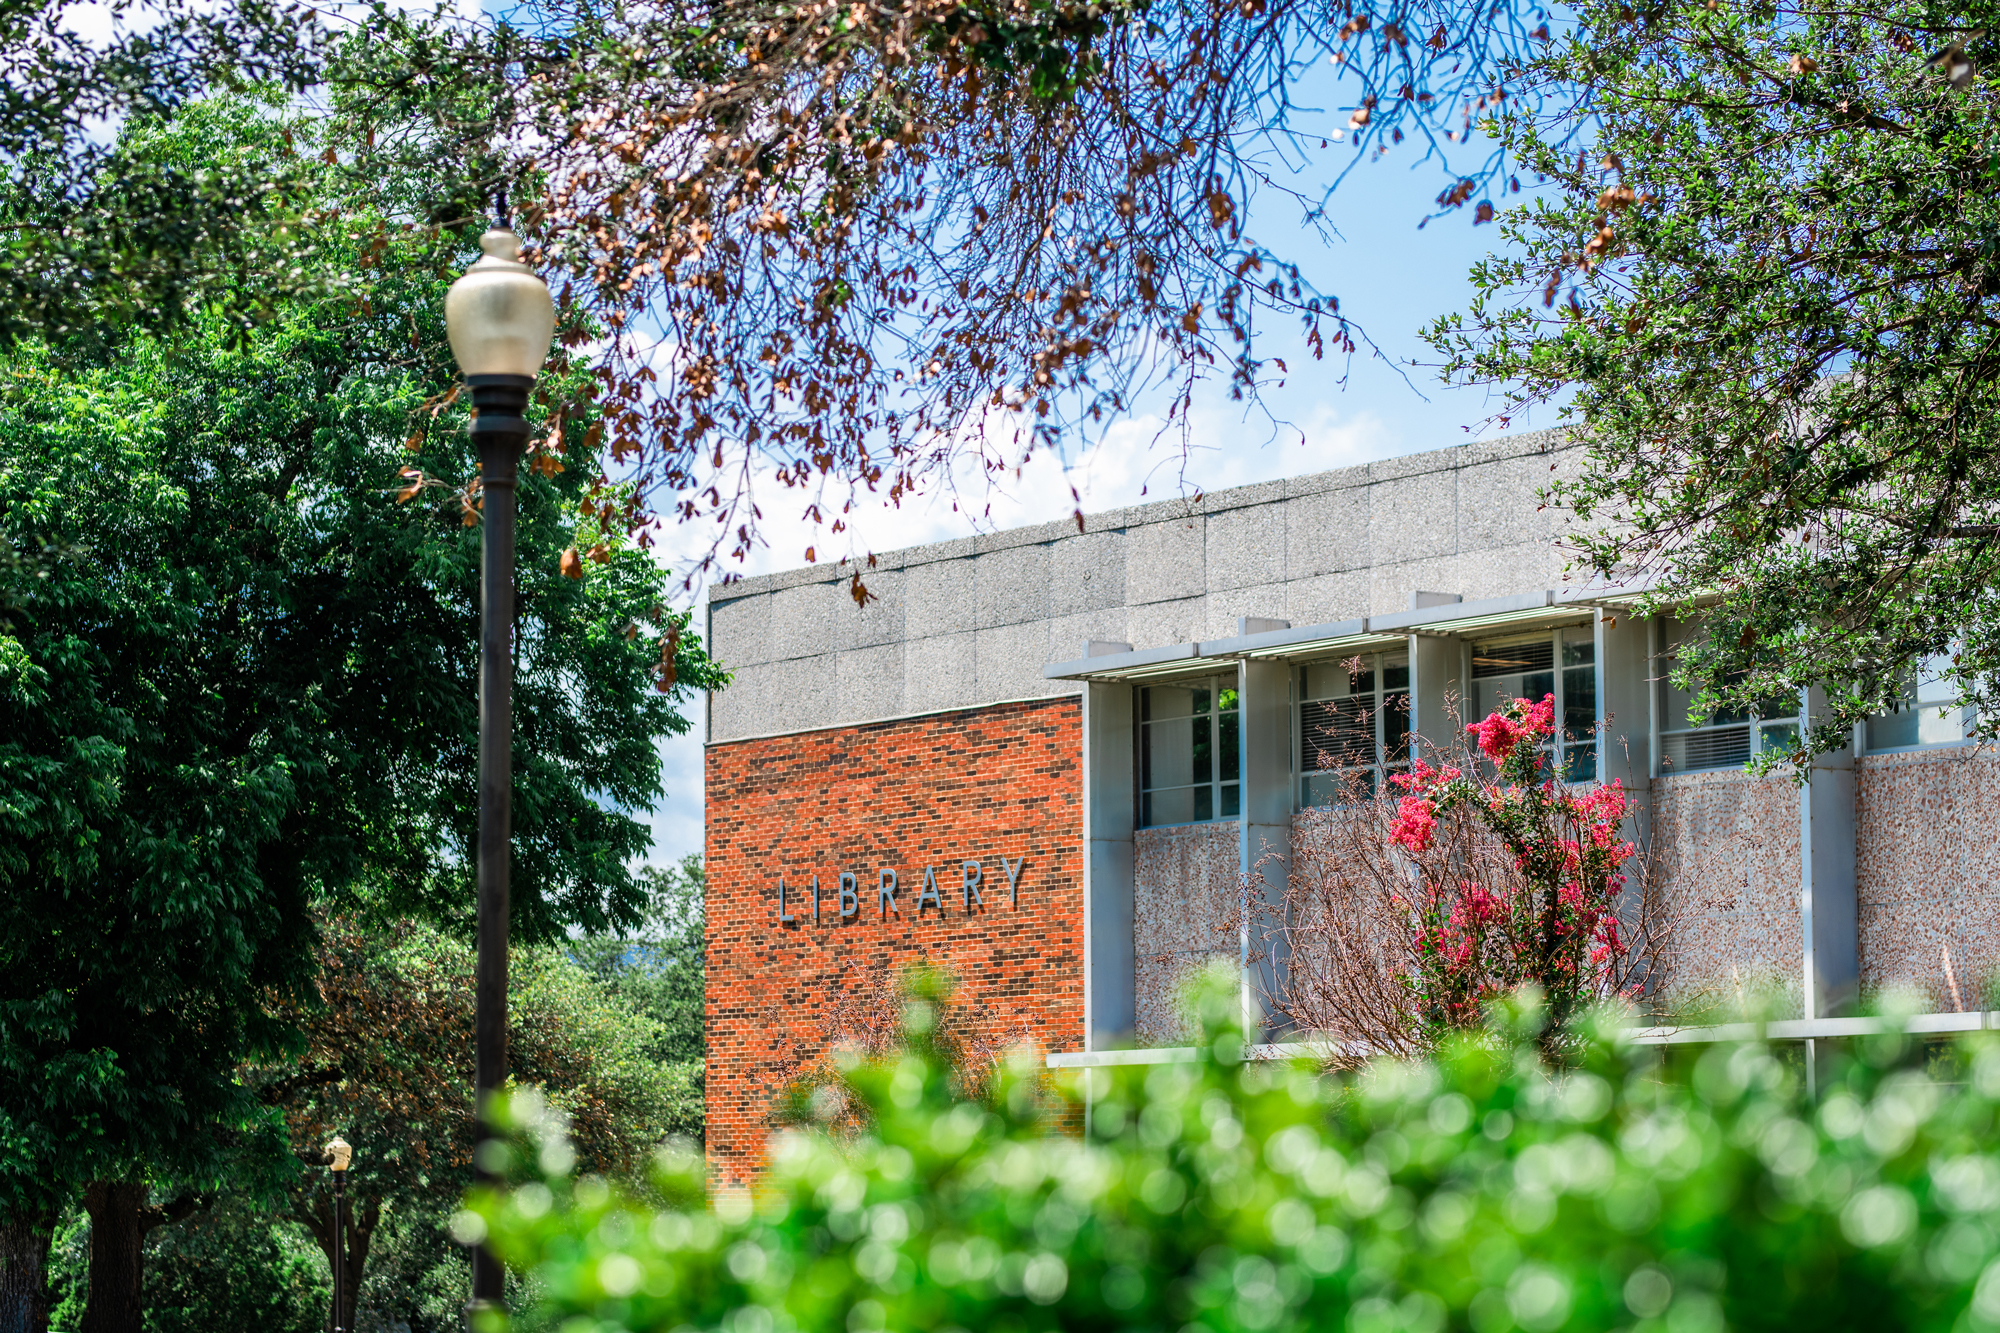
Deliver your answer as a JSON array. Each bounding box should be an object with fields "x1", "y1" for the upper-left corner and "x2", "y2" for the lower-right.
[{"x1": 1042, "y1": 579, "x2": 1657, "y2": 682}]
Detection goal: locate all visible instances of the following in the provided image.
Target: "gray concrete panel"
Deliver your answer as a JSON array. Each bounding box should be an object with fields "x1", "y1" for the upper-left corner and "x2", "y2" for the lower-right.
[
  {"x1": 974, "y1": 617, "x2": 1058, "y2": 703},
  {"x1": 764, "y1": 655, "x2": 837, "y2": 736},
  {"x1": 1282, "y1": 486, "x2": 1370, "y2": 579},
  {"x1": 845, "y1": 567, "x2": 906, "y2": 649},
  {"x1": 1367, "y1": 470, "x2": 1459, "y2": 564},
  {"x1": 903, "y1": 632, "x2": 977, "y2": 716},
  {"x1": 973, "y1": 541, "x2": 1052, "y2": 628},
  {"x1": 708, "y1": 592, "x2": 770, "y2": 668},
  {"x1": 836, "y1": 643, "x2": 904, "y2": 725},
  {"x1": 765, "y1": 580, "x2": 842, "y2": 662},
  {"x1": 1125, "y1": 516, "x2": 1207, "y2": 605},
  {"x1": 1050, "y1": 529, "x2": 1128, "y2": 616},
  {"x1": 1206, "y1": 502, "x2": 1288, "y2": 591},
  {"x1": 1124, "y1": 597, "x2": 1210, "y2": 655},
  {"x1": 1283, "y1": 571, "x2": 1372, "y2": 628},
  {"x1": 903, "y1": 555, "x2": 978, "y2": 640},
  {"x1": 1457, "y1": 460, "x2": 1553, "y2": 553},
  {"x1": 707, "y1": 660, "x2": 768, "y2": 740}
]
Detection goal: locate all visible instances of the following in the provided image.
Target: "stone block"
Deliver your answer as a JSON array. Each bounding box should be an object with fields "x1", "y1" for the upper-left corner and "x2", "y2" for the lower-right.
[
  {"x1": 1049, "y1": 529, "x2": 1127, "y2": 616},
  {"x1": 765, "y1": 656, "x2": 838, "y2": 737},
  {"x1": 1046, "y1": 609, "x2": 1137, "y2": 665},
  {"x1": 1368, "y1": 470, "x2": 1459, "y2": 563},
  {"x1": 1206, "y1": 504, "x2": 1287, "y2": 592},
  {"x1": 903, "y1": 632, "x2": 978, "y2": 716},
  {"x1": 1284, "y1": 571, "x2": 1371, "y2": 628},
  {"x1": 974, "y1": 542, "x2": 1051, "y2": 628},
  {"x1": 1125, "y1": 597, "x2": 1208, "y2": 654},
  {"x1": 975, "y1": 618, "x2": 1057, "y2": 703},
  {"x1": 903, "y1": 557, "x2": 977, "y2": 640},
  {"x1": 1283, "y1": 486, "x2": 1370, "y2": 579},
  {"x1": 1458, "y1": 458, "x2": 1553, "y2": 552},
  {"x1": 1205, "y1": 584, "x2": 1293, "y2": 642},
  {"x1": 708, "y1": 592, "x2": 769, "y2": 670},
  {"x1": 836, "y1": 643, "x2": 904, "y2": 726},
  {"x1": 765, "y1": 580, "x2": 842, "y2": 662},
  {"x1": 707, "y1": 661, "x2": 769, "y2": 743},
  {"x1": 843, "y1": 567, "x2": 906, "y2": 649},
  {"x1": 1125, "y1": 516, "x2": 1207, "y2": 605}
]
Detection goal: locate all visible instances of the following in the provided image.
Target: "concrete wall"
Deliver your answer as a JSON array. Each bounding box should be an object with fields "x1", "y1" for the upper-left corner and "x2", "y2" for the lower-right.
[
  {"x1": 706, "y1": 429, "x2": 1579, "y2": 742},
  {"x1": 1131, "y1": 822, "x2": 1242, "y2": 1043}
]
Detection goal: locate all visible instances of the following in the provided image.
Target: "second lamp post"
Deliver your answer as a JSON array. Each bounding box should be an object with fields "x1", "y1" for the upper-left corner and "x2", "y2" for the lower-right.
[{"x1": 443, "y1": 225, "x2": 556, "y2": 1317}]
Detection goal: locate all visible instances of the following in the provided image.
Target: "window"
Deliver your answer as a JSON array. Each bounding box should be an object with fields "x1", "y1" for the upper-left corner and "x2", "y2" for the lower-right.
[
  {"x1": 1866, "y1": 654, "x2": 1968, "y2": 751},
  {"x1": 1656, "y1": 619, "x2": 1798, "y2": 773},
  {"x1": 1470, "y1": 627, "x2": 1597, "y2": 782},
  {"x1": 1298, "y1": 653, "x2": 1409, "y2": 805},
  {"x1": 1139, "y1": 678, "x2": 1239, "y2": 826}
]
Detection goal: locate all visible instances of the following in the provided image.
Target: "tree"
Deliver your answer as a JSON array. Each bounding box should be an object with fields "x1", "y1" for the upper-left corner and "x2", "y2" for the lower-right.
[
  {"x1": 1432, "y1": 0, "x2": 2000, "y2": 755},
  {"x1": 0, "y1": 96, "x2": 722, "y2": 1332},
  {"x1": 267, "y1": 920, "x2": 697, "y2": 1331},
  {"x1": 568, "y1": 855, "x2": 708, "y2": 1071}
]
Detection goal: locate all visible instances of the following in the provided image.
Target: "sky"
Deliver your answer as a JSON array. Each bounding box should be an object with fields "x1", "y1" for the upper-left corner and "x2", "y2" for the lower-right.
[{"x1": 635, "y1": 155, "x2": 1557, "y2": 869}]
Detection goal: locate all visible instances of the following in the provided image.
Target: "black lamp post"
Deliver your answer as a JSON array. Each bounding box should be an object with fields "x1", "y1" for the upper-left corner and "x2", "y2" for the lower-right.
[
  {"x1": 443, "y1": 226, "x2": 556, "y2": 1318},
  {"x1": 325, "y1": 1135, "x2": 352, "y2": 1333}
]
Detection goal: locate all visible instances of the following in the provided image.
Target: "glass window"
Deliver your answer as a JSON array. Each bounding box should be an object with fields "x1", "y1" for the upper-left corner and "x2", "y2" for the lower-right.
[
  {"x1": 1470, "y1": 626, "x2": 1598, "y2": 782},
  {"x1": 1140, "y1": 677, "x2": 1239, "y2": 826},
  {"x1": 1298, "y1": 652, "x2": 1409, "y2": 805},
  {"x1": 1656, "y1": 617, "x2": 1798, "y2": 773},
  {"x1": 1866, "y1": 654, "x2": 1967, "y2": 751}
]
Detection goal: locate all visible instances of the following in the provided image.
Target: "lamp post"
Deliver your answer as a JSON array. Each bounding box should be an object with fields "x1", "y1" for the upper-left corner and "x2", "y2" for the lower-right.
[
  {"x1": 325, "y1": 1135, "x2": 352, "y2": 1333},
  {"x1": 443, "y1": 226, "x2": 556, "y2": 1317}
]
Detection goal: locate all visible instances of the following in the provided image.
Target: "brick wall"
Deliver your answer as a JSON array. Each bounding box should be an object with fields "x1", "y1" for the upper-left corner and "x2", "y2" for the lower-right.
[{"x1": 703, "y1": 696, "x2": 1085, "y2": 1184}]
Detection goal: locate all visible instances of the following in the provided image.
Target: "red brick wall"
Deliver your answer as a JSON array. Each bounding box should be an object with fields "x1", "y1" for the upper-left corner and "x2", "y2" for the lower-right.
[{"x1": 703, "y1": 696, "x2": 1085, "y2": 1183}]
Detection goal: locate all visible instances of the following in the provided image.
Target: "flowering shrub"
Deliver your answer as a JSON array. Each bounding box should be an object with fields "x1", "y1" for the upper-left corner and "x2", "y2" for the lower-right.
[
  {"x1": 465, "y1": 984, "x2": 2000, "y2": 1333},
  {"x1": 1266, "y1": 695, "x2": 1673, "y2": 1060},
  {"x1": 1387, "y1": 695, "x2": 1637, "y2": 1048}
]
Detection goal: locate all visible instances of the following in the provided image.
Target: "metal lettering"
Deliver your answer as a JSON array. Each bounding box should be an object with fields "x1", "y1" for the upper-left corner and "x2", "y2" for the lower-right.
[
  {"x1": 838, "y1": 873, "x2": 859, "y2": 919},
  {"x1": 878, "y1": 867, "x2": 898, "y2": 915},
  {"x1": 778, "y1": 875, "x2": 796, "y2": 924},
  {"x1": 962, "y1": 859, "x2": 983, "y2": 908},
  {"x1": 1004, "y1": 856, "x2": 1025, "y2": 907},
  {"x1": 812, "y1": 874, "x2": 821, "y2": 924},
  {"x1": 916, "y1": 866, "x2": 943, "y2": 916}
]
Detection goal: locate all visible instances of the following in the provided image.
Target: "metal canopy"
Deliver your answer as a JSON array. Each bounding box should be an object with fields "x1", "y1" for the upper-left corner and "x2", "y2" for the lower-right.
[{"x1": 1041, "y1": 580, "x2": 1657, "y2": 683}]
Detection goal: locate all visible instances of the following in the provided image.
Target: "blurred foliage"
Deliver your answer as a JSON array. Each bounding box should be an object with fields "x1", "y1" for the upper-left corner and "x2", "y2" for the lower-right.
[{"x1": 475, "y1": 978, "x2": 2000, "y2": 1333}]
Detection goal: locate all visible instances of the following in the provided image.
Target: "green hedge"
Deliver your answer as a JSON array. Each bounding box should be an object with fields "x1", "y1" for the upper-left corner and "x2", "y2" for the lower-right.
[{"x1": 467, "y1": 991, "x2": 2000, "y2": 1333}]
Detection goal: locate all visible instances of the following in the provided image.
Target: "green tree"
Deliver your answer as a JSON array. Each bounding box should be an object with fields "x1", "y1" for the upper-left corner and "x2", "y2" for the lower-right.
[
  {"x1": 568, "y1": 855, "x2": 707, "y2": 1070},
  {"x1": 1433, "y1": 2, "x2": 2000, "y2": 754},
  {"x1": 0, "y1": 96, "x2": 722, "y2": 1333}
]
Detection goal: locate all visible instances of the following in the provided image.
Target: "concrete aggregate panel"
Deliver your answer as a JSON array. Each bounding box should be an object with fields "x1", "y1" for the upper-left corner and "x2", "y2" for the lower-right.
[
  {"x1": 1456, "y1": 542, "x2": 1565, "y2": 603},
  {"x1": 1125, "y1": 517, "x2": 1207, "y2": 605},
  {"x1": 707, "y1": 662, "x2": 768, "y2": 741},
  {"x1": 1045, "y1": 609, "x2": 1137, "y2": 664},
  {"x1": 836, "y1": 643, "x2": 904, "y2": 725},
  {"x1": 1856, "y1": 748, "x2": 2000, "y2": 1009},
  {"x1": 1457, "y1": 460, "x2": 1553, "y2": 552},
  {"x1": 974, "y1": 542, "x2": 1052, "y2": 628},
  {"x1": 762, "y1": 656, "x2": 838, "y2": 737},
  {"x1": 974, "y1": 617, "x2": 1059, "y2": 703},
  {"x1": 766, "y1": 580, "x2": 842, "y2": 661},
  {"x1": 1283, "y1": 571, "x2": 1372, "y2": 628},
  {"x1": 1206, "y1": 505, "x2": 1288, "y2": 592},
  {"x1": 1367, "y1": 470, "x2": 1458, "y2": 564},
  {"x1": 1651, "y1": 770, "x2": 1804, "y2": 1018},
  {"x1": 1124, "y1": 596, "x2": 1210, "y2": 654},
  {"x1": 1206, "y1": 584, "x2": 1297, "y2": 640},
  {"x1": 1367, "y1": 556, "x2": 1469, "y2": 617},
  {"x1": 1049, "y1": 529, "x2": 1127, "y2": 616},
  {"x1": 1282, "y1": 487, "x2": 1370, "y2": 579},
  {"x1": 709, "y1": 594, "x2": 770, "y2": 669},
  {"x1": 902, "y1": 632, "x2": 977, "y2": 716},
  {"x1": 844, "y1": 567, "x2": 906, "y2": 649},
  {"x1": 1133, "y1": 822, "x2": 1241, "y2": 1043},
  {"x1": 903, "y1": 555, "x2": 977, "y2": 640}
]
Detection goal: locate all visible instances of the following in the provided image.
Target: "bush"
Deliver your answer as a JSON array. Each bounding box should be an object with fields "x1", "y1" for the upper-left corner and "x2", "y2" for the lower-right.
[{"x1": 470, "y1": 984, "x2": 2000, "y2": 1333}]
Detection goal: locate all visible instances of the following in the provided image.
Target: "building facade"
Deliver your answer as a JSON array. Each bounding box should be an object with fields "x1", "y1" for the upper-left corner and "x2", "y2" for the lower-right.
[{"x1": 702, "y1": 428, "x2": 1997, "y2": 1181}]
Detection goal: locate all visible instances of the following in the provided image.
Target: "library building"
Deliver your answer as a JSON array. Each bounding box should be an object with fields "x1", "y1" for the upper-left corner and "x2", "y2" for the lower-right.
[{"x1": 699, "y1": 427, "x2": 1998, "y2": 1182}]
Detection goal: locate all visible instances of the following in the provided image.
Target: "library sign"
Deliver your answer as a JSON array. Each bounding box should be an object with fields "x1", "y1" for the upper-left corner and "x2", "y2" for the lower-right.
[{"x1": 773, "y1": 856, "x2": 1026, "y2": 927}]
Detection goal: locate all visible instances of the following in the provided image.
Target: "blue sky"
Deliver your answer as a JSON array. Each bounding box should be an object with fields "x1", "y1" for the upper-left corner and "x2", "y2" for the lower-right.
[{"x1": 636, "y1": 136, "x2": 1553, "y2": 868}]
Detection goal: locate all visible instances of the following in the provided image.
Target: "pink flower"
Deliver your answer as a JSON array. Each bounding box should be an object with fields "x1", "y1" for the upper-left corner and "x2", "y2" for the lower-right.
[
  {"x1": 1467, "y1": 711, "x2": 1524, "y2": 763},
  {"x1": 1390, "y1": 795, "x2": 1437, "y2": 852}
]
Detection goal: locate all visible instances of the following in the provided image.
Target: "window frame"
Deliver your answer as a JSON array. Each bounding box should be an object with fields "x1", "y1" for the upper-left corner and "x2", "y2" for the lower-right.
[
  {"x1": 1653, "y1": 617, "x2": 1800, "y2": 775},
  {"x1": 1136, "y1": 672, "x2": 1242, "y2": 829},
  {"x1": 1294, "y1": 650, "x2": 1411, "y2": 809},
  {"x1": 1466, "y1": 625, "x2": 1600, "y2": 785},
  {"x1": 1861, "y1": 652, "x2": 1975, "y2": 755}
]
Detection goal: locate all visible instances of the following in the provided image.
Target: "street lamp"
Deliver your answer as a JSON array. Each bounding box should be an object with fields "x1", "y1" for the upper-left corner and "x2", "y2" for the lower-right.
[
  {"x1": 325, "y1": 1135, "x2": 352, "y2": 1333},
  {"x1": 443, "y1": 225, "x2": 556, "y2": 1318}
]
